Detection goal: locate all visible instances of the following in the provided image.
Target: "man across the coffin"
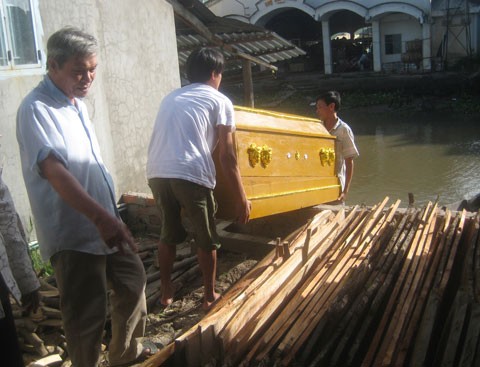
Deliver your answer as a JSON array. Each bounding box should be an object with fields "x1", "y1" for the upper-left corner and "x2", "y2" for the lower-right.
[
  {"x1": 315, "y1": 91, "x2": 359, "y2": 202},
  {"x1": 146, "y1": 47, "x2": 251, "y2": 310}
]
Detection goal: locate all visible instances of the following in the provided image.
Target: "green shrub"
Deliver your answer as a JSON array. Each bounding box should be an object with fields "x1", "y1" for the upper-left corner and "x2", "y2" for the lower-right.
[{"x1": 29, "y1": 243, "x2": 54, "y2": 277}]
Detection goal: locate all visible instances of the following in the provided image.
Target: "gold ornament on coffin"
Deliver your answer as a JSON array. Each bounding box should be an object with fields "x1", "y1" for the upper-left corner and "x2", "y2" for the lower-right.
[
  {"x1": 319, "y1": 148, "x2": 335, "y2": 166},
  {"x1": 247, "y1": 144, "x2": 262, "y2": 167},
  {"x1": 247, "y1": 143, "x2": 273, "y2": 168},
  {"x1": 260, "y1": 145, "x2": 272, "y2": 168}
]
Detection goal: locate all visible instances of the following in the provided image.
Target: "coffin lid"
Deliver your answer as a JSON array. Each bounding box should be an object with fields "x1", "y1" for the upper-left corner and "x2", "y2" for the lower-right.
[{"x1": 234, "y1": 106, "x2": 334, "y2": 139}]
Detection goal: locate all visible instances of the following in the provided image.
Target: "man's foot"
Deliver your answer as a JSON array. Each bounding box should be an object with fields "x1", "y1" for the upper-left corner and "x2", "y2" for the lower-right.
[
  {"x1": 160, "y1": 283, "x2": 174, "y2": 306},
  {"x1": 110, "y1": 346, "x2": 155, "y2": 366},
  {"x1": 202, "y1": 292, "x2": 221, "y2": 311}
]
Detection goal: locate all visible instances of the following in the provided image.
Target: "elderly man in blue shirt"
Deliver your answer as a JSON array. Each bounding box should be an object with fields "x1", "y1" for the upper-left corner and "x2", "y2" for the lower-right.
[{"x1": 16, "y1": 27, "x2": 150, "y2": 367}]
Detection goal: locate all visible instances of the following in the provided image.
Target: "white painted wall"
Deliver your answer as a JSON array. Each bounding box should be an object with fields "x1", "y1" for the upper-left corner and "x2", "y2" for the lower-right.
[
  {"x1": 380, "y1": 13, "x2": 422, "y2": 64},
  {"x1": 0, "y1": 0, "x2": 180, "y2": 241}
]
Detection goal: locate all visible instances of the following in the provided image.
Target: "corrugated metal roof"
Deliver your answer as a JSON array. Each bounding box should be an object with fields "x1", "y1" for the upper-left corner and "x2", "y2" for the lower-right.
[
  {"x1": 173, "y1": 0, "x2": 306, "y2": 73},
  {"x1": 177, "y1": 31, "x2": 306, "y2": 72}
]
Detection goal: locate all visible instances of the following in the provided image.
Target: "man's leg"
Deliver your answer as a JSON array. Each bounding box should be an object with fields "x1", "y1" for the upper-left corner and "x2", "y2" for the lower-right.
[
  {"x1": 173, "y1": 180, "x2": 221, "y2": 310},
  {"x1": 106, "y1": 251, "x2": 147, "y2": 366},
  {"x1": 149, "y1": 178, "x2": 187, "y2": 306},
  {"x1": 197, "y1": 247, "x2": 220, "y2": 310},
  {"x1": 0, "y1": 276, "x2": 25, "y2": 367},
  {"x1": 51, "y1": 251, "x2": 107, "y2": 367},
  {"x1": 157, "y1": 241, "x2": 176, "y2": 306}
]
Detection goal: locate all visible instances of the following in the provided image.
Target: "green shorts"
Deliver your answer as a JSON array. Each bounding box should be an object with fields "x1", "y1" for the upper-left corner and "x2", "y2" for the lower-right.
[{"x1": 148, "y1": 178, "x2": 221, "y2": 251}]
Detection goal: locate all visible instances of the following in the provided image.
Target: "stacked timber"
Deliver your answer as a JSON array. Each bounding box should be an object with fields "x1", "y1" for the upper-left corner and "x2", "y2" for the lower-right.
[
  {"x1": 142, "y1": 197, "x2": 480, "y2": 367},
  {"x1": 12, "y1": 278, "x2": 64, "y2": 361}
]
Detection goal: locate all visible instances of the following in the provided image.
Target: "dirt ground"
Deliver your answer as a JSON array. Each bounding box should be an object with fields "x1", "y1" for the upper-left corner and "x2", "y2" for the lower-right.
[
  {"x1": 105, "y1": 208, "x2": 321, "y2": 366},
  {"x1": 24, "y1": 247, "x2": 258, "y2": 367},
  {"x1": 140, "y1": 247, "x2": 258, "y2": 352},
  {"x1": 24, "y1": 207, "x2": 321, "y2": 366}
]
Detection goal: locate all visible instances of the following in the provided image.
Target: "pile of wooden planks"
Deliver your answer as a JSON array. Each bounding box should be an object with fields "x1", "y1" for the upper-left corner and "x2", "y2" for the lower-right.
[
  {"x1": 143, "y1": 197, "x2": 480, "y2": 367},
  {"x1": 13, "y1": 278, "x2": 63, "y2": 360}
]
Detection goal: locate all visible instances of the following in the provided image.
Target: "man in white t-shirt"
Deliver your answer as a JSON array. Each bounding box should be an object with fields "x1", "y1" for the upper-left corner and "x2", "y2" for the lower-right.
[
  {"x1": 147, "y1": 48, "x2": 250, "y2": 310},
  {"x1": 315, "y1": 91, "x2": 359, "y2": 202}
]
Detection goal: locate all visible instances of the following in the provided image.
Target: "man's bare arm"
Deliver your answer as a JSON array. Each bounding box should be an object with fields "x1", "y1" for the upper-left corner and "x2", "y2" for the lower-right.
[
  {"x1": 338, "y1": 157, "x2": 354, "y2": 202},
  {"x1": 217, "y1": 125, "x2": 251, "y2": 223},
  {"x1": 39, "y1": 154, "x2": 136, "y2": 253}
]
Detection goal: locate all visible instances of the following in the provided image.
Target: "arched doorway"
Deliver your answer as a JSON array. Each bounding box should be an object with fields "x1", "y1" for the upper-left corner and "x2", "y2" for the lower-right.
[
  {"x1": 261, "y1": 8, "x2": 324, "y2": 72},
  {"x1": 258, "y1": 8, "x2": 372, "y2": 73},
  {"x1": 328, "y1": 10, "x2": 372, "y2": 72}
]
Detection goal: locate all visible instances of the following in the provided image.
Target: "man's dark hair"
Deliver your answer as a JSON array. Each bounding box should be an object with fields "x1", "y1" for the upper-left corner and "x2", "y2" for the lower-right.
[
  {"x1": 186, "y1": 47, "x2": 225, "y2": 83},
  {"x1": 316, "y1": 91, "x2": 341, "y2": 112}
]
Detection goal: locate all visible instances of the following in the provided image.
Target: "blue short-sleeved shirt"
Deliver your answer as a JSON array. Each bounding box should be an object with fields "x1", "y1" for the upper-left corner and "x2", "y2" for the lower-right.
[{"x1": 16, "y1": 75, "x2": 117, "y2": 261}]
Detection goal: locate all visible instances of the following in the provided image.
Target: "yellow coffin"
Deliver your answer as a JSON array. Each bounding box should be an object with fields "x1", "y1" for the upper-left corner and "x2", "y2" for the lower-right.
[{"x1": 214, "y1": 106, "x2": 341, "y2": 220}]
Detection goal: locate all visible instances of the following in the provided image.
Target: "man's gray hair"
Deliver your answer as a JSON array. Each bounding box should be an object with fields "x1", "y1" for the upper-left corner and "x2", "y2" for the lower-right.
[{"x1": 47, "y1": 26, "x2": 98, "y2": 69}]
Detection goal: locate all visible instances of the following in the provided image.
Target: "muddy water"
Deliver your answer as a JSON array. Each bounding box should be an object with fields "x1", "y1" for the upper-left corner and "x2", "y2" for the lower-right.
[{"x1": 340, "y1": 107, "x2": 480, "y2": 207}]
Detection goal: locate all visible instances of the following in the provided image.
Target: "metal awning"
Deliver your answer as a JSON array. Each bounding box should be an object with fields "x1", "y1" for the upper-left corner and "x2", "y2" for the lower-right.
[
  {"x1": 176, "y1": 31, "x2": 306, "y2": 72},
  {"x1": 171, "y1": 0, "x2": 306, "y2": 73}
]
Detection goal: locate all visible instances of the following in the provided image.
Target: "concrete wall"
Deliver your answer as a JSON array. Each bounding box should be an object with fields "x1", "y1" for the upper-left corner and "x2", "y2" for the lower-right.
[
  {"x1": 380, "y1": 13, "x2": 423, "y2": 64},
  {"x1": 431, "y1": 8, "x2": 480, "y2": 65},
  {"x1": 0, "y1": 0, "x2": 180, "y2": 241}
]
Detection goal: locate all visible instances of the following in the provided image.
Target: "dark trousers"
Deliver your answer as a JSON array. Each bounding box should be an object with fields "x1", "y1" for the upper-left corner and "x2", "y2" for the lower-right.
[{"x1": 0, "y1": 275, "x2": 24, "y2": 367}]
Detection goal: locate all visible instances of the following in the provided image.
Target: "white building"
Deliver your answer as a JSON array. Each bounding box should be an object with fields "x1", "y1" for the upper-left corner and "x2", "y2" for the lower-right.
[{"x1": 206, "y1": 0, "x2": 480, "y2": 74}]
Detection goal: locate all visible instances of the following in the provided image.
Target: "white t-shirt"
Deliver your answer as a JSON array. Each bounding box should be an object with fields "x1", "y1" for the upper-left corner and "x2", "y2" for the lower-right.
[
  {"x1": 146, "y1": 83, "x2": 235, "y2": 189},
  {"x1": 329, "y1": 118, "x2": 359, "y2": 190}
]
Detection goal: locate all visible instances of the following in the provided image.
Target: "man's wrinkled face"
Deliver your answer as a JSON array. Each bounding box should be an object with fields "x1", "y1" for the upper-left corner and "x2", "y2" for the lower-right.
[{"x1": 48, "y1": 54, "x2": 97, "y2": 101}]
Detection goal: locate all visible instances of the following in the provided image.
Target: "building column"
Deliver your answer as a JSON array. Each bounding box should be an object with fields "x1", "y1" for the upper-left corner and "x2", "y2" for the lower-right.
[
  {"x1": 422, "y1": 22, "x2": 432, "y2": 71},
  {"x1": 321, "y1": 20, "x2": 332, "y2": 74},
  {"x1": 371, "y1": 20, "x2": 382, "y2": 72}
]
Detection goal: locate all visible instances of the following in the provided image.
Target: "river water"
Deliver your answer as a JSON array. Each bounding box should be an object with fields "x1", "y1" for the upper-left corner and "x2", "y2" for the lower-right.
[{"x1": 339, "y1": 106, "x2": 480, "y2": 208}]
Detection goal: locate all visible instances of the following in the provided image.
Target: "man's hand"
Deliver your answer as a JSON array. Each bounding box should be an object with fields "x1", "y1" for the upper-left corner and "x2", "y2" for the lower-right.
[
  {"x1": 337, "y1": 191, "x2": 347, "y2": 203},
  {"x1": 236, "y1": 199, "x2": 251, "y2": 224},
  {"x1": 22, "y1": 290, "x2": 40, "y2": 314},
  {"x1": 95, "y1": 214, "x2": 137, "y2": 254}
]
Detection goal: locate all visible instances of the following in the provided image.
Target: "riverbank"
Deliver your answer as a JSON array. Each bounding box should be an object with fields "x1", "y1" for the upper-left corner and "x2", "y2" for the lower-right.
[{"x1": 222, "y1": 70, "x2": 480, "y2": 116}]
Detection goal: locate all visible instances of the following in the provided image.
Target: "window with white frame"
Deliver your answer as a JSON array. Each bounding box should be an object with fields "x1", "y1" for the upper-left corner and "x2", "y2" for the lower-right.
[
  {"x1": 0, "y1": 0, "x2": 41, "y2": 71},
  {"x1": 385, "y1": 34, "x2": 402, "y2": 55}
]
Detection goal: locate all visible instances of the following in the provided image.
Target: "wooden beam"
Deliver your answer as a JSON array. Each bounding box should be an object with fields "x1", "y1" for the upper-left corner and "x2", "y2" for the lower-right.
[
  {"x1": 169, "y1": 0, "x2": 221, "y2": 44},
  {"x1": 242, "y1": 59, "x2": 254, "y2": 108}
]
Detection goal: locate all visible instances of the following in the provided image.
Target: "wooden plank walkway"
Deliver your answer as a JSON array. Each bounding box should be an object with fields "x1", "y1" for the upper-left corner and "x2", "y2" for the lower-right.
[{"x1": 142, "y1": 198, "x2": 480, "y2": 367}]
